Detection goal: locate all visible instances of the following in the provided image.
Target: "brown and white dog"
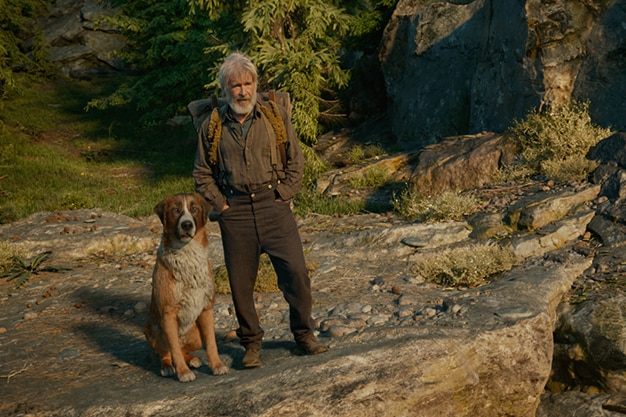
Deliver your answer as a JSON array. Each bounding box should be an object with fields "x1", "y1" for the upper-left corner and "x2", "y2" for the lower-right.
[{"x1": 144, "y1": 193, "x2": 228, "y2": 382}]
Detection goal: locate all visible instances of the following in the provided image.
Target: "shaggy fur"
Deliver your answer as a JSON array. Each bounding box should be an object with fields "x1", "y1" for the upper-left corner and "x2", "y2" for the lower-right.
[{"x1": 144, "y1": 193, "x2": 228, "y2": 382}]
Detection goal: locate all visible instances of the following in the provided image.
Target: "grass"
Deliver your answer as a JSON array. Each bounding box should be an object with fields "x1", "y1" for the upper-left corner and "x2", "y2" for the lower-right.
[
  {"x1": 0, "y1": 75, "x2": 376, "y2": 223},
  {"x1": 393, "y1": 188, "x2": 480, "y2": 222},
  {"x1": 413, "y1": 243, "x2": 518, "y2": 288},
  {"x1": 0, "y1": 75, "x2": 197, "y2": 223},
  {"x1": 349, "y1": 165, "x2": 393, "y2": 189}
]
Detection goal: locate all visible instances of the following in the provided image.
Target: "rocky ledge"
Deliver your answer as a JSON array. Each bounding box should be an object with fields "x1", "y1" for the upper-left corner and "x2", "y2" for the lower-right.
[{"x1": 0, "y1": 170, "x2": 625, "y2": 416}]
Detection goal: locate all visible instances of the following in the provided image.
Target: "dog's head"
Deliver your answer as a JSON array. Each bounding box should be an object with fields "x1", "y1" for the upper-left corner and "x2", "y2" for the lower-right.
[{"x1": 154, "y1": 193, "x2": 210, "y2": 247}]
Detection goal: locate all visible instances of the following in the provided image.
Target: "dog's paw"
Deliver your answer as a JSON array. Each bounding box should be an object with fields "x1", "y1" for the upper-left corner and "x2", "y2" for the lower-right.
[
  {"x1": 160, "y1": 366, "x2": 176, "y2": 377},
  {"x1": 211, "y1": 364, "x2": 229, "y2": 376},
  {"x1": 188, "y1": 356, "x2": 202, "y2": 369},
  {"x1": 178, "y1": 370, "x2": 196, "y2": 383}
]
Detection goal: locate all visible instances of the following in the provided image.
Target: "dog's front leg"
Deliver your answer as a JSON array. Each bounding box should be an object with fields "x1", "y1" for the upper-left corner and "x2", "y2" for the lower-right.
[
  {"x1": 197, "y1": 306, "x2": 229, "y2": 375},
  {"x1": 162, "y1": 307, "x2": 196, "y2": 382}
]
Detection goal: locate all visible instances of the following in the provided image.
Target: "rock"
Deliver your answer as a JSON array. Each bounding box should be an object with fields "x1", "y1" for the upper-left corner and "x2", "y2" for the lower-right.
[
  {"x1": 507, "y1": 185, "x2": 600, "y2": 231},
  {"x1": 379, "y1": 0, "x2": 623, "y2": 145},
  {"x1": 509, "y1": 210, "x2": 595, "y2": 259},
  {"x1": 37, "y1": 0, "x2": 127, "y2": 78},
  {"x1": 409, "y1": 132, "x2": 517, "y2": 195},
  {"x1": 553, "y1": 295, "x2": 626, "y2": 393}
]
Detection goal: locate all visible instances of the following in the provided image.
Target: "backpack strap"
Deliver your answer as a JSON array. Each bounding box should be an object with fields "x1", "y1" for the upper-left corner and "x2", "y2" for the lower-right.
[{"x1": 259, "y1": 100, "x2": 288, "y2": 168}]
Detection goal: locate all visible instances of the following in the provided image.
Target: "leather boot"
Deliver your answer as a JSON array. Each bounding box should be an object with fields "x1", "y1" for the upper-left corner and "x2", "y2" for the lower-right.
[{"x1": 242, "y1": 347, "x2": 262, "y2": 368}]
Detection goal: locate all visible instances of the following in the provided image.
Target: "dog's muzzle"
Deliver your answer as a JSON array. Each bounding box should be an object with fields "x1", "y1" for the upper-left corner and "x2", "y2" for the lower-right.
[{"x1": 176, "y1": 211, "x2": 196, "y2": 241}]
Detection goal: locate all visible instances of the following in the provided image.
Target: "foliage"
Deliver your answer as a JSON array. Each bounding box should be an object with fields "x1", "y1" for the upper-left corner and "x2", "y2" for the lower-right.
[
  {"x1": 90, "y1": 0, "x2": 397, "y2": 143},
  {"x1": 393, "y1": 188, "x2": 479, "y2": 222},
  {"x1": 1, "y1": 251, "x2": 71, "y2": 290},
  {"x1": 349, "y1": 165, "x2": 392, "y2": 189},
  {"x1": 500, "y1": 101, "x2": 613, "y2": 182},
  {"x1": 86, "y1": 0, "x2": 221, "y2": 126},
  {"x1": 0, "y1": 0, "x2": 54, "y2": 102},
  {"x1": 348, "y1": 144, "x2": 385, "y2": 163},
  {"x1": 413, "y1": 243, "x2": 518, "y2": 288},
  {"x1": 294, "y1": 186, "x2": 366, "y2": 216}
]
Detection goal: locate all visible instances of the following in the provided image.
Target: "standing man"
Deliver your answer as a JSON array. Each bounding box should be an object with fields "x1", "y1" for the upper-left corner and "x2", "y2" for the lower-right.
[{"x1": 193, "y1": 52, "x2": 328, "y2": 368}]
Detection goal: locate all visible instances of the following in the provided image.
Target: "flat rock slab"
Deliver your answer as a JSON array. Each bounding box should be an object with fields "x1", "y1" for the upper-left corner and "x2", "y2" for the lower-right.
[{"x1": 0, "y1": 211, "x2": 591, "y2": 416}]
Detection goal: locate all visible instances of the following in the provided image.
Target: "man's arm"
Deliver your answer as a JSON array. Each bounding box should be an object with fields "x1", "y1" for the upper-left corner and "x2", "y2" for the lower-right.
[{"x1": 274, "y1": 106, "x2": 304, "y2": 201}]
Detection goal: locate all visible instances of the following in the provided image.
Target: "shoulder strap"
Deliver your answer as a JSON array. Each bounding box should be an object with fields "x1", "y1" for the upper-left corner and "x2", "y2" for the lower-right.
[{"x1": 259, "y1": 100, "x2": 288, "y2": 167}]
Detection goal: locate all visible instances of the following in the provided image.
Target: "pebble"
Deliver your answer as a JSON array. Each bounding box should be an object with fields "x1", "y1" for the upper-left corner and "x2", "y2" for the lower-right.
[{"x1": 24, "y1": 312, "x2": 38, "y2": 320}]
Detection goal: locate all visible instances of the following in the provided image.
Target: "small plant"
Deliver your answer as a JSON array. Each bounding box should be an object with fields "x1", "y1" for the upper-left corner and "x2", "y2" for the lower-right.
[
  {"x1": 1, "y1": 251, "x2": 72, "y2": 289},
  {"x1": 500, "y1": 101, "x2": 612, "y2": 182},
  {"x1": 413, "y1": 243, "x2": 518, "y2": 288},
  {"x1": 348, "y1": 145, "x2": 365, "y2": 163},
  {"x1": 348, "y1": 144, "x2": 386, "y2": 163},
  {"x1": 393, "y1": 187, "x2": 479, "y2": 222},
  {"x1": 349, "y1": 165, "x2": 393, "y2": 189}
]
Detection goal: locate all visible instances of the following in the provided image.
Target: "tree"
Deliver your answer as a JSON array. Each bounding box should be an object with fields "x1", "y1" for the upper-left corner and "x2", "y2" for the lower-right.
[
  {"x1": 92, "y1": 0, "x2": 397, "y2": 143},
  {"x1": 0, "y1": 0, "x2": 53, "y2": 103}
]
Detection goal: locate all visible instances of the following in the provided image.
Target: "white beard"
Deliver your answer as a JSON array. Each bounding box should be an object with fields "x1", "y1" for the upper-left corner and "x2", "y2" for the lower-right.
[{"x1": 227, "y1": 91, "x2": 257, "y2": 116}]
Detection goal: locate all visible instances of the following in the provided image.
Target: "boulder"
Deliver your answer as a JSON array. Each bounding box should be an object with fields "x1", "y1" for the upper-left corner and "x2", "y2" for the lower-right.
[
  {"x1": 379, "y1": 0, "x2": 624, "y2": 146},
  {"x1": 409, "y1": 132, "x2": 517, "y2": 195}
]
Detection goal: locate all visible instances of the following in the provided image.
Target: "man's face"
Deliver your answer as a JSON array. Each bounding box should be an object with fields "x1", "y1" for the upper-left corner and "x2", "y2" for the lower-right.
[{"x1": 225, "y1": 72, "x2": 257, "y2": 117}]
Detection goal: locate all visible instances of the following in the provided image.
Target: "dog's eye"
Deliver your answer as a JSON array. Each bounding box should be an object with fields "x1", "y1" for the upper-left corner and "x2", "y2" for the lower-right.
[
  {"x1": 172, "y1": 207, "x2": 181, "y2": 214},
  {"x1": 190, "y1": 206, "x2": 199, "y2": 214}
]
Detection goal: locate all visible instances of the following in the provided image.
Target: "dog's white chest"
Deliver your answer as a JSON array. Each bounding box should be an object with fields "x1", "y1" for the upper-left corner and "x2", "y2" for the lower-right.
[{"x1": 159, "y1": 240, "x2": 213, "y2": 336}]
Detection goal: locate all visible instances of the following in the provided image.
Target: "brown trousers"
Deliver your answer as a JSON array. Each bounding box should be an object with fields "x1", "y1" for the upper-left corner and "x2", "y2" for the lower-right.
[{"x1": 218, "y1": 187, "x2": 314, "y2": 348}]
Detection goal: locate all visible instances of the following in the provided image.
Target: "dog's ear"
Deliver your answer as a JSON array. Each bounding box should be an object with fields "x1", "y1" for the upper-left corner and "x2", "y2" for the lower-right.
[
  {"x1": 197, "y1": 194, "x2": 211, "y2": 222},
  {"x1": 154, "y1": 198, "x2": 167, "y2": 225}
]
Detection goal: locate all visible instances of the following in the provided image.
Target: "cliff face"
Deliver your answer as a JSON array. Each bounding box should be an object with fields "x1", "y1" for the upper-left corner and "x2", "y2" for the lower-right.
[{"x1": 379, "y1": 0, "x2": 625, "y2": 147}]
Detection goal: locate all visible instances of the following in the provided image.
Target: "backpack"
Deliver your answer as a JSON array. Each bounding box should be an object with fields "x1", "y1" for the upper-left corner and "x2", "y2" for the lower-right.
[{"x1": 187, "y1": 91, "x2": 291, "y2": 169}]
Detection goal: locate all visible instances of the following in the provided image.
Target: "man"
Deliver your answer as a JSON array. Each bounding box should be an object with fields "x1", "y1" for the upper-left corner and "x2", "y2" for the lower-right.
[{"x1": 193, "y1": 52, "x2": 328, "y2": 368}]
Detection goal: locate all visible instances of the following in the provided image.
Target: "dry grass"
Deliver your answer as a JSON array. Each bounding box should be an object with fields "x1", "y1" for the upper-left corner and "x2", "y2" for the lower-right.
[
  {"x1": 393, "y1": 189, "x2": 480, "y2": 222},
  {"x1": 412, "y1": 243, "x2": 518, "y2": 288},
  {"x1": 500, "y1": 101, "x2": 612, "y2": 183},
  {"x1": 0, "y1": 240, "x2": 26, "y2": 275}
]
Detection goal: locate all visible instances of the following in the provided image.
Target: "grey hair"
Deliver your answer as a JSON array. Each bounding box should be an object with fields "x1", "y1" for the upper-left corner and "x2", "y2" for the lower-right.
[{"x1": 218, "y1": 52, "x2": 258, "y2": 91}]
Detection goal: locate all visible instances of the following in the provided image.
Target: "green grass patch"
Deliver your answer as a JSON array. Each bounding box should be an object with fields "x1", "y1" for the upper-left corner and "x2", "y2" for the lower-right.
[
  {"x1": 0, "y1": 75, "x2": 197, "y2": 223},
  {"x1": 348, "y1": 165, "x2": 393, "y2": 189}
]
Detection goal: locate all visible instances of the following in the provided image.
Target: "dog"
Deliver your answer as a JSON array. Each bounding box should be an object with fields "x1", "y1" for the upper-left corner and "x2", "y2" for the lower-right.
[{"x1": 144, "y1": 193, "x2": 228, "y2": 382}]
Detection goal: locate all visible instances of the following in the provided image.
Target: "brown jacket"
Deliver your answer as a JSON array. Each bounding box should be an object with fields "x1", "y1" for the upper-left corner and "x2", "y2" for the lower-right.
[{"x1": 193, "y1": 102, "x2": 304, "y2": 212}]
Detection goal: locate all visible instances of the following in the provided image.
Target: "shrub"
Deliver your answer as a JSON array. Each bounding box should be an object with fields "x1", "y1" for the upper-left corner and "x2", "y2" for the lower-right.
[
  {"x1": 413, "y1": 243, "x2": 518, "y2": 288},
  {"x1": 501, "y1": 101, "x2": 612, "y2": 182},
  {"x1": 393, "y1": 187, "x2": 479, "y2": 222},
  {"x1": 348, "y1": 165, "x2": 392, "y2": 189}
]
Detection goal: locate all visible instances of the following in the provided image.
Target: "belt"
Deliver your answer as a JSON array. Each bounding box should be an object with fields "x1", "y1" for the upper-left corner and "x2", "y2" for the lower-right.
[{"x1": 225, "y1": 181, "x2": 280, "y2": 198}]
